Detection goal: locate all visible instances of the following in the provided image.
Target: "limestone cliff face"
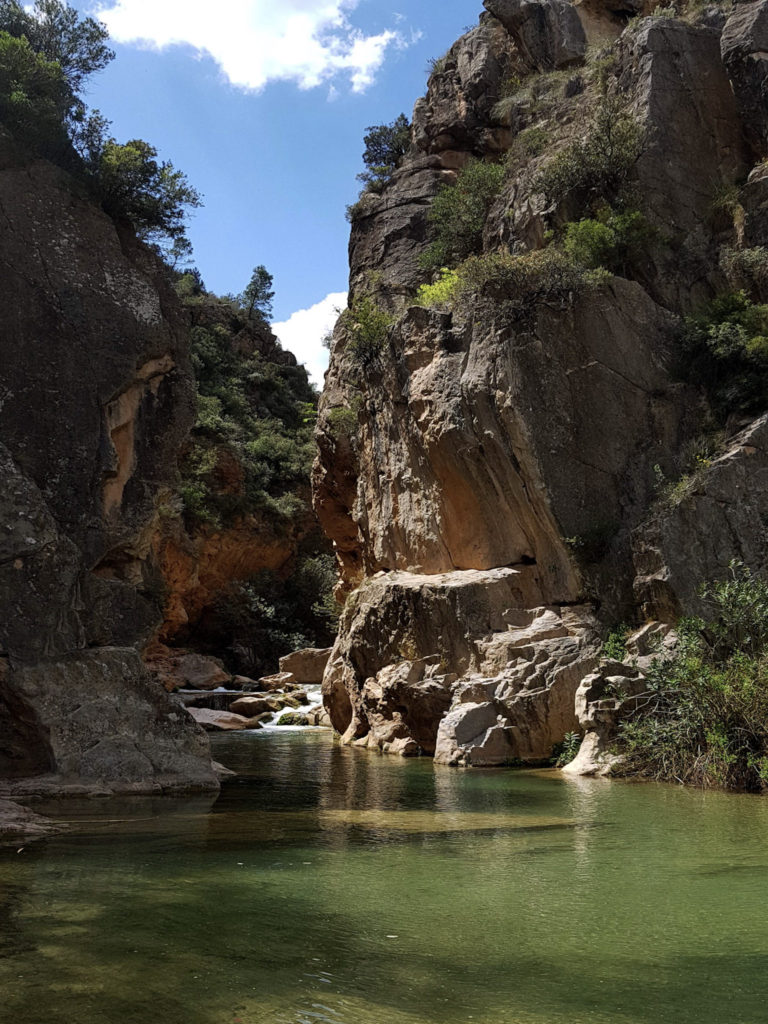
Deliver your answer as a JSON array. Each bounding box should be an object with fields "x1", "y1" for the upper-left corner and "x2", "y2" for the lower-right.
[
  {"x1": 315, "y1": 0, "x2": 768, "y2": 765},
  {"x1": 0, "y1": 133, "x2": 217, "y2": 794}
]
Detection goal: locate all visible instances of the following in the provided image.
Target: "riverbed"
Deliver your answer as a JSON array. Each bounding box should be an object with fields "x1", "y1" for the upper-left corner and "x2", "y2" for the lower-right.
[{"x1": 2, "y1": 729, "x2": 768, "y2": 1023}]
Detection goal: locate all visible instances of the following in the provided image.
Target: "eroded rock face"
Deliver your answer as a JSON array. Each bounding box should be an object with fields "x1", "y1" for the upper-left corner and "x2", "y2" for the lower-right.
[
  {"x1": 317, "y1": 281, "x2": 701, "y2": 613},
  {"x1": 484, "y1": 0, "x2": 586, "y2": 70},
  {"x1": 317, "y1": 1, "x2": 768, "y2": 770},
  {"x1": 721, "y1": 0, "x2": 768, "y2": 157},
  {"x1": 322, "y1": 567, "x2": 600, "y2": 760},
  {"x1": 0, "y1": 137, "x2": 217, "y2": 794},
  {"x1": 633, "y1": 416, "x2": 768, "y2": 621}
]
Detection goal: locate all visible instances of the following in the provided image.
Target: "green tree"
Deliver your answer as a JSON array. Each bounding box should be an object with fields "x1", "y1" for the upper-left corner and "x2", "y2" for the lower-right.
[
  {"x1": 0, "y1": 31, "x2": 70, "y2": 153},
  {"x1": 240, "y1": 265, "x2": 274, "y2": 322},
  {"x1": 0, "y1": 0, "x2": 113, "y2": 95},
  {"x1": 356, "y1": 113, "x2": 411, "y2": 194},
  {"x1": 92, "y1": 137, "x2": 202, "y2": 247}
]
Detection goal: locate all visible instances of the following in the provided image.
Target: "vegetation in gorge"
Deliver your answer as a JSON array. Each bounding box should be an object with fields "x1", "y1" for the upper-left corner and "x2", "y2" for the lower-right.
[
  {"x1": 679, "y1": 291, "x2": 768, "y2": 416},
  {"x1": 339, "y1": 296, "x2": 394, "y2": 364},
  {"x1": 207, "y1": 551, "x2": 338, "y2": 677},
  {"x1": 534, "y1": 96, "x2": 643, "y2": 211},
  {"x1": 420, "y1": 159, "x2": 506, "y2": 271},
  {"x1": 615, "y1": 564, "x2": 768, "y2": 791},
  {"x1": 0, "y1": 0, "x2": 200, "y2": 255},
  {"x1": 175, "y1": 270, "x2": 318, "y2": 531}
]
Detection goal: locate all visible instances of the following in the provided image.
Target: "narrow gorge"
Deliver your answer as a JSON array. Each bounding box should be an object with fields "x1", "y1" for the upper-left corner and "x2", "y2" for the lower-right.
[{"x1": 6, "y1": 0, "x2": 768, "y2": 1019}]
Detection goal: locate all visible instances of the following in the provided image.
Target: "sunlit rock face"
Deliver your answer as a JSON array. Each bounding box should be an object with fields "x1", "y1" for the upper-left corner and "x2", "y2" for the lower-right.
[
  {"x1": 315, "y1": 0, "x2": 768, "y2": 765},
  {"x1": 0, "y1": 134, "x2": 218, "y2": 795}
]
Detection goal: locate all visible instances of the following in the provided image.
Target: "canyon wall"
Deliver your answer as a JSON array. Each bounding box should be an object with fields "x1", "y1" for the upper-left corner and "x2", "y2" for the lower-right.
[
  {"x1": 314, "y1": 0, "x2": 768, "y2": 765},
  {"x1": 0, "y1": 131, "x2": 218, "y2": 796}
]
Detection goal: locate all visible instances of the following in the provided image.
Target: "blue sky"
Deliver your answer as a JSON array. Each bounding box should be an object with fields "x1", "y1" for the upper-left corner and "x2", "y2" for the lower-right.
[{"x1": 73, "y1": 0, "x2": 481, "y2": 383}]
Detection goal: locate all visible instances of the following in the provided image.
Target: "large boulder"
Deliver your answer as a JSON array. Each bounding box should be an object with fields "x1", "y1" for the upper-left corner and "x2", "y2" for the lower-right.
[
  {"x1": 7, "y1": 650, "x2": 218, "y2": 793},
  {"x1": 173, "y1": 654, "x2": 231, "y2": 691},
  {"x1": 323, "y1": 567, "x2": 600, "y2": 760},
  {"x1": 278, "y1": 648, "x2": 332, "y2": 684},
  {"x1": 186, "y1": 707, "x2": 250, "y2": 732}
]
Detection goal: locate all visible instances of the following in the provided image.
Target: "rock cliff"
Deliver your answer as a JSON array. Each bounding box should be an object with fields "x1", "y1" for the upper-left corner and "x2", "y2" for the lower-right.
[
  {"x1": 0, "y1": 131, "x2": 218, "y2": 799},
  {"x1": 315, "y1": 0, "x2": 768, "y2": 767}
]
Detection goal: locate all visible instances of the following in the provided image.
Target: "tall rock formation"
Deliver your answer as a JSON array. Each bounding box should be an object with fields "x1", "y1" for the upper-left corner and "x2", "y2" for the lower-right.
[
  {"x1": 0, "y1": 131, "x2": 218, "y2": 797},
  {"x1": 314, "y1": 0, "x2": 768, "y2": 766}
]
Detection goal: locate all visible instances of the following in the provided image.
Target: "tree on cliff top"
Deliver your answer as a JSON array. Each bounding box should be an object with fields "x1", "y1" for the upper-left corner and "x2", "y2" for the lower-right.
[
  {"x1": 356, "y1": 113, "x2": 411, "y2": 195},
  {"x1": 0, "y1": 0, "x2": 113, "y2": 95}
]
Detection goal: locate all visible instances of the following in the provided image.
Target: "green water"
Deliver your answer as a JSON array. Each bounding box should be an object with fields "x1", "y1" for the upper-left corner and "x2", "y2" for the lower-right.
[{"x1": 3, "y1": 732, "x2": 768, "y2": 1024}]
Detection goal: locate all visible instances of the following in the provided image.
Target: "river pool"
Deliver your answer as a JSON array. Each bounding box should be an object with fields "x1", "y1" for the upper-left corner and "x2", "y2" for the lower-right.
[{"x1": 2, "y1": 730, "x2": 768, "y2": 1024}]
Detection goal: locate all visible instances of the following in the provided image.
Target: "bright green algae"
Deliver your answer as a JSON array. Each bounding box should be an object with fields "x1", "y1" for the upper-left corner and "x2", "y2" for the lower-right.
[{"x1": 3, "y1": 730, "x2": 768, "y2": 1024}]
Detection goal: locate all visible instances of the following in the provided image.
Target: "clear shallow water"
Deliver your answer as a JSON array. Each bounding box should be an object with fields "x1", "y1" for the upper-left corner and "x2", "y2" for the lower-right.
[{"x1": 3, "y1": 733, "x2": 768, "y2": 1024}]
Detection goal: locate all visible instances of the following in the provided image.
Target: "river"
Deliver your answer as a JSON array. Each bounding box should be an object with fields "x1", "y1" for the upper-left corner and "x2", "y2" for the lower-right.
[{"x1": 2, "y1": 729, "x2": 768, "y2": 1023}]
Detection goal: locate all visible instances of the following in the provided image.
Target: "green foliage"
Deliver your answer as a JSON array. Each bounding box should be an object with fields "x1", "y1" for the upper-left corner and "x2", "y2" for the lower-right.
[
  {"x1": 355, "y1": 113, "x2": 411, "y2": 195},
  {"x1": 721, "y1": 246, "x2": 768, "y2": 291},
  {"x1": 88, "y1": 136, "x2": 202, "y2": 248},
  {"x1": 0, "y1": 1, "x2": 200, "y2": 255},
  {"x1": 0, "y1": 30, "x2": 70, "y2": 154},
  {"x1": 517, "y1": 125, "x2": 549, "y2": 157},
  {"x1": 327, "y1": 404, "x2": 361, "y2": 441},
  {"x1": 421, "y1": 159, "x2": 506, "y2": 271},
  {"x1": 563, "y1": 208, "x2": 655, "y2": 274},
  {"x1": 681, "y1": 291, "x2": 768, "y2": 416},
  {"x1": 212, "y1": 551, "x2": 339, "y2": 677},
  {"x1": 651, "y1": 429, "x2": 726, "y2": 510},
  {"x1": 602, "y1": 625, "x2": 631, "y2": 661},
  {"x1": 340, "y1": 296, "x2": 393, "y2": 363},
  {"x1": 238, "y1": 264, "x2": 274, "y2": 323},
  {"x1": 615, "y1": 563, "x2": 768, "y2": 791},
  {"x1": 0, "y1": 0, "x2": 113, "y2": 94},
  {"x1": 180, "y1": 303, "x2": 318, "y2": 530},
  {"x1": 552, "y1": 732, "x2": 582, "y2": 767},
  {"x1": 415, "y1": 267, "x2": 459, "y2": 310},
  {"x1": 535, "y1": 97, "x2": 643, "y2": 211}
]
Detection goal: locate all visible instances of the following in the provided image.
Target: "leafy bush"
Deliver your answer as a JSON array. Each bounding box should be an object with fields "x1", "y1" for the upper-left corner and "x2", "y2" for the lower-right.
[
  {"x1": 420, "y1": 159, "x2": 506, "y2": 271},
  {"x1": 615, "y1": 563, "x2": 768, "y2": 791},
  {"x1": 327, "y1": 405, "x2": 361, "y2": 440},
  {"x1": 563, "y1": 208, "x2": 655, "y2": 274},
  {"x1": 340, "y1": 296, "x2": 393, "y2": 363},
  {"x1": 602, "y1": 625, "x2": 630, "y2": 661},
  {"x1": 535, "y1": 97, "x2": 643, "y2": 211},
  {"x1": 415, "y1": 248, "x2": 590, "y2": 316},
  {"x1": 721, "y1": 246, "x2": 768, "y2": 292},
  {"x1": 415, "y1": 267, "x2": 459, "y2": 310},
  {"x1": 681, "y1": 291, "x2": 768, "y2": 416},
  {"x1": 552, "y1": 732, "x2": 582, "y2": 767},
  {"x1": 211, "y1": 551, "x2": 339, "y2": 677},
  {"x1": 355, "y1": 113, "x2": 411, "y2": 196}
]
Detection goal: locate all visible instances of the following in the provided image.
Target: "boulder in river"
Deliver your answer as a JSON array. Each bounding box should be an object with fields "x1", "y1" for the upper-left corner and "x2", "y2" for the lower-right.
[
  {"x1": 278, "y1": 648, "x2": 333, "y2": 685},
  {"x1": 175, "y1": 654, "x2": 231, "y2": 691},
  {"x1": 186, "y1": 707, "x2": 249, "y2": 732},
  {"x1": 229, "y1": 696, "x2": 280, "y2": 716},
  {"x1": 277, "y1": 712, "x2": 310, "y2": 727}
]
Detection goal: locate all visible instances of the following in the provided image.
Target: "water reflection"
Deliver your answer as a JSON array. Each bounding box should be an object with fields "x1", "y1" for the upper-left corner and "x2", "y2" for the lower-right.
[{"x1": 2, "y1": 732, "x2": 768, "y2": 1023}]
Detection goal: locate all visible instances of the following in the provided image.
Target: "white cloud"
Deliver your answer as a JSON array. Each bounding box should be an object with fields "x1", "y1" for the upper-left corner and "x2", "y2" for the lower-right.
[
  {"x1": 96, "y1": 0, "x2": 408, "y2": 92},
  {"x1": 272, "y1": 291, "x2": 346, "y2": 388}
]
